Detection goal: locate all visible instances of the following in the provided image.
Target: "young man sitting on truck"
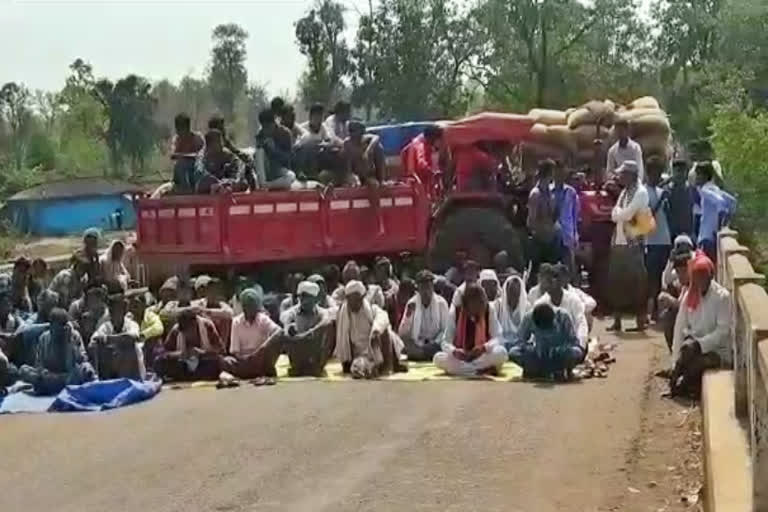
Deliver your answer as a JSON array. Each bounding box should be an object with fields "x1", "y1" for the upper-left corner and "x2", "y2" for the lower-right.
[
  {"x1": 401, "y1": 126, "x2": 444, "y2": 195},
  {"x1": 343, "y1": 121, "x2": 385, "y2": 185},
  {"x1": 255, "y1": 109, "x2": 297, "y2": 190},
  {"x1": 171, "y1": 113, "x2": 205, "y2": 194},
  {"x1": 195, "y1": 129, "x2": 247, "y2": 194}
]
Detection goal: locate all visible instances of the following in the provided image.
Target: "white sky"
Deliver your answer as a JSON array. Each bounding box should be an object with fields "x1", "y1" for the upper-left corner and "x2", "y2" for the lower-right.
[{"x1": 1, "y1": 0, "x2": 373, "y2": 96}]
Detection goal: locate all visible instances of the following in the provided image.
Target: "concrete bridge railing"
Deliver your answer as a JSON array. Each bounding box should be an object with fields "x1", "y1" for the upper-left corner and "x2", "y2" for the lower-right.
[{"x1": 703, "y1": 228, "x2": 768, "y2": 511}]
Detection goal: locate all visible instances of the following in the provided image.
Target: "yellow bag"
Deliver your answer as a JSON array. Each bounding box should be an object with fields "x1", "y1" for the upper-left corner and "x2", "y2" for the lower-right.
[{"x1": 627, "y1": 208, "x2": 657, "y2": 238}]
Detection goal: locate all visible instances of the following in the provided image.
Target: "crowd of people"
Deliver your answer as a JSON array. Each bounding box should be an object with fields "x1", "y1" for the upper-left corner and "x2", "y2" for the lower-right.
[
  {"x1": 165, "y1": 98, "x2": 393, "y2": 196},
  {"x1": 0, "y1": 113, "x2": 739, "y2": 400}
]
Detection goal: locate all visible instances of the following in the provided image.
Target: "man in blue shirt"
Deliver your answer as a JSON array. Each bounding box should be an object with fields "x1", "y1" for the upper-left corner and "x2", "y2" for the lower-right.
[
  {"x1": 694, "y1": 162, "x2": 736, "y2": 263},
  {"x1": 645, "y1": 156, "x2": 672, "y2": 320},
  {"x1": 507, "y1": 302, "x2": 584, "y2": 381},
  {"x1": 552, "y1": 162, "x2": 580, "y2": 281}
]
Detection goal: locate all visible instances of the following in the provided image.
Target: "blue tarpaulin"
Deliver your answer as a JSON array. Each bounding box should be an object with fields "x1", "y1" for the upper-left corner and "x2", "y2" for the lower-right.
[{"x1": 1, "y1": 378, "x2": 162, "y2": 414}]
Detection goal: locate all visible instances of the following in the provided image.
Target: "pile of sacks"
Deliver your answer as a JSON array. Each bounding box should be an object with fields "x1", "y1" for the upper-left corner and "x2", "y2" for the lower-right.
[{"x1": 525, "y1": 96, "x2": 672, "y2": 163}]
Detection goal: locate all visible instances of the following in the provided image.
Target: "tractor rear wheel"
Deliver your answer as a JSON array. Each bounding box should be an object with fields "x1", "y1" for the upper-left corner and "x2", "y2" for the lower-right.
[{"x1": 428, "y1": 207, "x2": 526, "y2": 272}]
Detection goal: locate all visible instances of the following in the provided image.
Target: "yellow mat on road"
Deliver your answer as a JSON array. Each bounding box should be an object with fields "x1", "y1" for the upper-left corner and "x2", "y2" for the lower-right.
[{"x1": 165, "y1": 356, "x2": 523, "y2": 390}]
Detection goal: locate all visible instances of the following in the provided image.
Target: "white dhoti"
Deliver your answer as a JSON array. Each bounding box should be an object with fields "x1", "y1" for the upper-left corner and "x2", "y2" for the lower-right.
[{"x1": 433, "y1": 343, "x2": 508, "y2": 376}]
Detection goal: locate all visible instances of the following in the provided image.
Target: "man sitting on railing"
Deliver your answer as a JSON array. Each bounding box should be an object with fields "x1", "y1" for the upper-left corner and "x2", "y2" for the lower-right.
[
  {"x1": 254, "y1": 109, "x2": 297, "y2": 190},
  {"x1": 670, "y1": 251, "x2": 731, "y2": 398},
  {"x1": 342, "y1": 121, "x2": 385, "y2": 185}
]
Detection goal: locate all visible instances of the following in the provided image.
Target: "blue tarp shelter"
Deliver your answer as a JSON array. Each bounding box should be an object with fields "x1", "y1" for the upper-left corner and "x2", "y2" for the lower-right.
[{"x1": 4, "y1": 178, "x2": 144, "y2": 236}]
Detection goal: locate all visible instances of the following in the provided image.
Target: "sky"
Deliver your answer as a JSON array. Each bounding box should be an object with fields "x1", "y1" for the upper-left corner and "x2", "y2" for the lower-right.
[{"x1": 0, "y1": 0, "x2": 373, "y2": 96}]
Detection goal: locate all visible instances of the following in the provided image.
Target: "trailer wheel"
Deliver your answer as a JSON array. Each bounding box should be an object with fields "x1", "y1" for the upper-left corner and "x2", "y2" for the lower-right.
[{"x1": 428, "y1": 207, "x2": 526, "y2": 272}]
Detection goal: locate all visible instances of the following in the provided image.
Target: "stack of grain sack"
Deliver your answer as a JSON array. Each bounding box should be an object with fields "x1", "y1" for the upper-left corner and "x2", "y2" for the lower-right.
[{"x1": 525, "y1": 96, "x2": 671, "y2": 165}]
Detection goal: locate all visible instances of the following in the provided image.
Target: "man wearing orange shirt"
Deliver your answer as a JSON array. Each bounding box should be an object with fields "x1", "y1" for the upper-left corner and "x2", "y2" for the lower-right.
[
  {"x1": 401, "y1": 126, "x2": 444, "y2": 194},
  {"x1": 453, "y1": 142, "x2": 499, "y2": 191}
]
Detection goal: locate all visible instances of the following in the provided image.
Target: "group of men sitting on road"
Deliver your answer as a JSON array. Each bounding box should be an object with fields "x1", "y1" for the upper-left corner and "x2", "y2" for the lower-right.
[{"x1": 167, "y1": 98, "x2": 389, "y2": 195}]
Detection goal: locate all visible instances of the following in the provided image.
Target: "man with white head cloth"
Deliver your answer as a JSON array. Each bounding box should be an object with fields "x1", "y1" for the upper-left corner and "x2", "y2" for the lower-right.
[
  {"x1": 335, "y1": 280, "x2": 404, "y2": 379},
  {"x1": 398, "y1": 270, "x2": 450, "y2": 361},
  {"x1": 497, "y1": 274, "x2": 528, "y2": 344},
  {"x1": 281, "y1": 281, "x2": 333, "y2": 377}
]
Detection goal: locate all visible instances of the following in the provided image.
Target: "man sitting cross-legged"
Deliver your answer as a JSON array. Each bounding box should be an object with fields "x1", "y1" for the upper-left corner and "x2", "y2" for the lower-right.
[
  {"x1": 89, "y1": 294, "x2": 145, "y2": 380},
  {"x1": 155, "y1": 309, "x2": 225, "y2": 382},
  {"x1": 335, "y1": 280, "x2": 405, "y2": 379},
  {"x1": 433, "y1": 283, "x2": 508, "y2": 376},
  {"x1": 281, "y1": 281, "x2": 333, "y2": 377},
  {"x1": 17, "y1": 308, "x2": 97, "y2": 395},
  {"x1": 508, "y1": 302, "x2": 584, "y2": 381},
  {"x1": 398, "y1": 270, "x2": 450, "y2": 362},
  {"x1": 222, "y1": 288, "x2": 283, "y2": 382}
]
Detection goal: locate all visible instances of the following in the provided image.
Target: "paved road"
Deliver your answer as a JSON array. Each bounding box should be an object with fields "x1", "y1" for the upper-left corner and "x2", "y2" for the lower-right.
[{"x1": 0, "y1": 326, "x2": 656, "y2": 512}]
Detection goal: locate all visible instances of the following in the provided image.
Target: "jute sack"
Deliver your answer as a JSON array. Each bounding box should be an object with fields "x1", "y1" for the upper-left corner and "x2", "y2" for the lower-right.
[
  {"x1": 528, "y1": 108, "x2": 567, "y2": 126},
  {"x1": 529, "y1": 124, "x2": 577, "y2": 153},
  {"x1": 571, "y1": 124, "x2": 610, "y2": 148},
  {"x1": 629, "y1": 96, "x2": 660, "y2": 110},
  {"x1": 567, "y1": 100, "x2": 616, "y2": 129}
]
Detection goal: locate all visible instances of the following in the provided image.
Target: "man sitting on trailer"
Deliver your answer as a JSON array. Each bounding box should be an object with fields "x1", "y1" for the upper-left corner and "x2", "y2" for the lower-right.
[
  {"x1": 335, "y1": 280, "x2": 404, "y2": 379},
  {"x1": 343, "y1": 121, "x2": 385, "y2": 185},
  {"x1": 255, "y1": 109, "x2": 297, "y2": 190},
  {"x1": 195, "y1": 129, "x2": 247, "y2": 194},
  {"x1": 170, "y1": 113, "x2": 205, "y2": 194},
  {"x1": 433, "y1": 283, "x2": 508, "y2": 376},
  {"x1": 401, "y1": 126, "x2": 444, "y2": 194}
]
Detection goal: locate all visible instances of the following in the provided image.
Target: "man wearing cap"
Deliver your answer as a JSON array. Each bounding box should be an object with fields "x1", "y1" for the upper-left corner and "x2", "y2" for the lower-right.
[
  {"x1": 608, "y1": 160, "x2": 650, "y2": 332},
  {"x1": 606, "y1": 119, "x2": 644, "y2": 183},
  {"x1": 335, "y1": 280, "x2": 404, "y2": 378},
  {"x1": 398, "y1": 270, "x2": 450, "y2": 362},
  {"x1": 281, "y1": 281, "x2": 333, "y2": 377},
  {"x1": 670, "y1": 252, "x2": 730, "y2": 398},
  {"x1": 223, "y1": 288, "x2": 283, "y2": 381},
  {"x1": 90, "y1": 294, "x2": 145, "y2": 380}
]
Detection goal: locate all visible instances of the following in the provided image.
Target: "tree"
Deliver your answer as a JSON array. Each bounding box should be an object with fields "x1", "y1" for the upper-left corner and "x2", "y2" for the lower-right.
[
  {"x1": 0, "y1": 82, "x2": 32, "y2": 170},
  {"x1": 471, "y1": 0, "x2": 650, "y2": 109},
  {"x1": 295, "y1": 0, "x2": 351, "y2": 107},
  {"x1": 207, "y1": 23, "x2": 249, "y2": 121},
  {"x1": 351, "y1": 0, "x2": 478, "y2": 120},
  {"x1": 33, "y1": 90, "x2": 61, "y2": 135},
  {"x1": 93, "y1": 75, "x2": 158, "y2": 176}
]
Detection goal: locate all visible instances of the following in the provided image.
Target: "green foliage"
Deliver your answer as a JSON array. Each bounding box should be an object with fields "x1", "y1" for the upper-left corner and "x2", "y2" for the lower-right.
[
  {"x1": 0, "y1": 82, "x2": 33, "y2": 170},
  {"x1": 25, "y1": 132, "x2": 57, "y2": 170},
  {"x1": 350, "y1": 0, "x2": 477, "y2": 120},
  {"x1": 208, "y1": 24, "x2": 249, "y2": 121},
  {"x1": 710, "y1": 108, "x2": 768, "y2": 227},
  {"x1": 295, "y1": 0, "x2": 351, "y2": 107}
]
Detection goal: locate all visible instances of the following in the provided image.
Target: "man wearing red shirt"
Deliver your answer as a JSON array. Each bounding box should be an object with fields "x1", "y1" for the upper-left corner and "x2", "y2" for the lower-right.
[
  {"x1": 453, "y1": 143, "x2": 499, "y2": 191},
  {"x1": 401, "y1": 126, "x2": 444, "y2": 193}
]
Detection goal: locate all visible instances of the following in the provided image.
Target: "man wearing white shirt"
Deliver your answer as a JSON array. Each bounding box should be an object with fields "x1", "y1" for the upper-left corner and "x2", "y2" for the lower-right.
[
  {"x1": 535, "y1": 264, "x2": 589, "y2": 349},
  {"x1": 398, "y1": 270, "x2": 450, "y2": 361},
  {"x1": 296, "y1": 103, "x2": 332, "y2": 148},
  {"x1": 324, "y1": 100, "x2": 351, "y2": 144},
  {"x1": 670, "y1": 252, "x2": 730, "y2": 398},
  {"x1": 606, "y1": 119, "x2": 645, "y2": 183},
  {"x1": 608, "y1": 160, "x2": 650, "y2": 332}
]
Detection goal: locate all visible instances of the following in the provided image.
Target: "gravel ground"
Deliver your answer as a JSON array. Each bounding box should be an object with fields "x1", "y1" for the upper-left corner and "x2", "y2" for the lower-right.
[{"x1": 0, "y1": 323, "x2": 700, "y2": 512}]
